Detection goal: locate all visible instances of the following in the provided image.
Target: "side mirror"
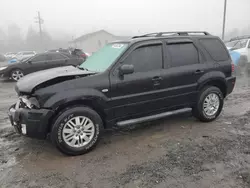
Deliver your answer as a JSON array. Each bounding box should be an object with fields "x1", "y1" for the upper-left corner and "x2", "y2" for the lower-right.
[
  {"x1": 119, "y1": 64, "x2": 134, "y2": 76},
  {"x1": 28, "y1": 60, "x2": 32, "y2": 64}
]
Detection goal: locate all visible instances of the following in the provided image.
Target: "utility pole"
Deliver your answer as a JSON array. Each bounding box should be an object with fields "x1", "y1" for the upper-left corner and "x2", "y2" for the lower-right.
[
  {"x1": 222, "y1": 0, "x2": 227, "y2": 40},
  {"x1": 34, "y1": 11, "x2": 44, "y2": 48}
]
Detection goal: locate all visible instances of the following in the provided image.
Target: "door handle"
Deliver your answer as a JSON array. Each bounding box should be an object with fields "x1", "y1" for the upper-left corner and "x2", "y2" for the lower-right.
[
  {"x1": 194, "y1": 70, "x2": 204, "y2": 74},
  {"x1": 152, "y1": 76, "x2": 162, "y2": 86},
  {"x1": 152, "y1": 76, "x2": 163, "y2": 81}
]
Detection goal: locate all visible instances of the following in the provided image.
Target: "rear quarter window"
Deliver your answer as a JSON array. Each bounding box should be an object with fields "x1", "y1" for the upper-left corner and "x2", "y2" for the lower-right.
[{"x1": 199, "y1": 38, "x2": 229, "y2": 61}]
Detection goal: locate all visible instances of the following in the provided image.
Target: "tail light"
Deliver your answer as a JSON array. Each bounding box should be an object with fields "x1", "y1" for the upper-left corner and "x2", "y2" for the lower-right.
[
  {"x1": 80, "y1": 53, "x2": 86, "y2": 58},
  {"x1": 231, "y1": 63, "x2": 235, "y2": 74}
]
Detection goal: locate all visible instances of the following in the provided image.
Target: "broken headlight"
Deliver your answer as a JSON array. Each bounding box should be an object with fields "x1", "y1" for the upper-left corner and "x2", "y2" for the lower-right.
[{"x1": 19, "y1": 96, "x2": 40, "y2": 109}]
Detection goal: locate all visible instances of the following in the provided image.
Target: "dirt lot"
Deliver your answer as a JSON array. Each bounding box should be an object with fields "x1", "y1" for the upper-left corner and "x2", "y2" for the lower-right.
[{"x1": 1, "y1": 77, "x2": 250, "y2": 188}]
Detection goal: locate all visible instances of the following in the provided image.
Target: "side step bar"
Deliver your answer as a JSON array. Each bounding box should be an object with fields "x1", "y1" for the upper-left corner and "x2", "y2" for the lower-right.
[{"x1": 116, "y1": 108, "x2": 191, "y2": 127}]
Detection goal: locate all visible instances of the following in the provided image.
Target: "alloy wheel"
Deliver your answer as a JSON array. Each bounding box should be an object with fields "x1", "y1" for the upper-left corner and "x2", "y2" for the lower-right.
[
  {"x1": 11, "y1": 70, "x2": 24, "y2": 81},
  {"x1": 62, "y1": 116, "x2": 95, "y2": 148},
  {"x1": 203, "y1": 93, "x2": 220, "y2": 116}
]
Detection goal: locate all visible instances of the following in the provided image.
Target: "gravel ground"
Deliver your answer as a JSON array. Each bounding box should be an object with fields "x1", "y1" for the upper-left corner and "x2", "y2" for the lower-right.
[{"x1": 0, "y1": 76, "x2": 250, "y2": 188}]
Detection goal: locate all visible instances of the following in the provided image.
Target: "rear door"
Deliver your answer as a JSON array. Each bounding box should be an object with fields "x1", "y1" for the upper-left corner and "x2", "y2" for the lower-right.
[
  {"x1": 159, "y1": 39, "x2": 207, "y2": 108},
  {"x1": 46, "y1": 53, "x2": 68, "y2": 69}
]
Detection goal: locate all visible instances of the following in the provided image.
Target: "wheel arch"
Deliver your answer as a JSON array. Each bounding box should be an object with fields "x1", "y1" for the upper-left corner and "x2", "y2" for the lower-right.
[
  {"x1": 48, "y1": 98, "x2": 107, "y2": 133},
  {"x1": 197, "y1": 71, "x2": 228, "y2": 97},
  {"x1": 9, "y1": 67, "x2": 24, "y2": 77},
  {"x1": 198, "y1": 79, "x2": 227, "y2": 97}
]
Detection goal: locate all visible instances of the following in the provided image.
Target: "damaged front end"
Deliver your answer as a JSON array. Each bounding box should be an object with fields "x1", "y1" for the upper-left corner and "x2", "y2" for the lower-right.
[
  {"x1": 15, "y1": 65, "x2": 97, "y2": 94},
  {"x1": 9, "y1": 66, "x2": 98, "y2": 139},
  {"x1": 8, "y1": 96, "x2": 54, "y2": 139}
]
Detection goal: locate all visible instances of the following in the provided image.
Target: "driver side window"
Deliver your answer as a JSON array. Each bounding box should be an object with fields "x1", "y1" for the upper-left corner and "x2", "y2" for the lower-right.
[{"x1": 122, "y1": 44, "x2": 163, "y2": 72}]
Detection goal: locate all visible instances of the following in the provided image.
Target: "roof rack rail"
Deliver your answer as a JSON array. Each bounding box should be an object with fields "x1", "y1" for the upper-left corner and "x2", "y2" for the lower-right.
[
  {"x1": 229, "y1": 35, "x2": 250, "y2": 41},
  {"x1": 132, "y1": 31, "x2": 210, "y2": 39}
]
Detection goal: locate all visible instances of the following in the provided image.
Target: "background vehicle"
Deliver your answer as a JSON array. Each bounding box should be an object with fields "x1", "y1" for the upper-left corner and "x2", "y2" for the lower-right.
[
  {"x1": 47, "y1": 48, "x2": 71, "y2": 54},
  {"x1": 71, "y1": 48, "x2": 89, "y2": 60},
  {"x1": 4, "y1": 52, "x2": 16, "y2": 59},
  {"x1": 225, "y1": 35, "x2": 250, "y2": 75},
  {"x1": 15, "y1": 51, "x2": 36, "y2": 61},
  {"x1": 8, "y1": 31, "x2": 236, "y2": 155},
  {"x1": 0, "y1": 52, "x2": 83, "y2": 81},
  {"x1": 47, "y1": 48, "x2": 89, "y2": 60},
  {"x1": 0, "y1": 54, "x2": 6, "y2": 62}
]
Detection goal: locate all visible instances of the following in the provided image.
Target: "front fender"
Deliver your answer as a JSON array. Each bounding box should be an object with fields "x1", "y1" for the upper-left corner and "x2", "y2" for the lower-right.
[{"x1": 43, "y1": 88, "x2": 109, "y2": 110}]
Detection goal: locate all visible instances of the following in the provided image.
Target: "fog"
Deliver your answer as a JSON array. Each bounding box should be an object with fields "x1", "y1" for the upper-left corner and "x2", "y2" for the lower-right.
[{"x1": 0, "y1": 0, "x2": 250, "y2": 52}]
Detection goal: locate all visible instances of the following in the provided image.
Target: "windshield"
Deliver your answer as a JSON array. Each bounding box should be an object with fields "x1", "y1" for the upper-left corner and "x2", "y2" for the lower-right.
[
  {"x1": 21, "y1": 56, "x2": 33, "y2": 62},
  {"x1": 225, "y1": 40, "x2": 239, "y2": 48},
  {"x1": 79, "y1": 43, "x2": 128, "y2": 72}
]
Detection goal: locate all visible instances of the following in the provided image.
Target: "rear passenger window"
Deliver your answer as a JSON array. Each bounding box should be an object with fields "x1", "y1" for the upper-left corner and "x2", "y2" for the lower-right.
[
  {"x1": 48, "y1": 53, "x2": 66, "y2": 60},
  {"x1": 199, "y1": 39, "x2": 229, "y2": 61},
  {"x1": 167, "y1": 43, "x2": 199, "y2": 67},
  {"x1": 123, "y1": 44, "x2": 162, "y2": 72}
]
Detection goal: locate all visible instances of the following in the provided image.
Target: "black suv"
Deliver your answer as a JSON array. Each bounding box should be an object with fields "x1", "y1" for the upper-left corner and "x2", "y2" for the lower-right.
[{"x1": 8, "y1": 31, "x2": 236, "y2": 155}]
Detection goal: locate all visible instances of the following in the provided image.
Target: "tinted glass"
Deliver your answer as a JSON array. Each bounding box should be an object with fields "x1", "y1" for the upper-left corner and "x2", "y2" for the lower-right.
[
  {"x1": 200, "y1": 39, "x2": 229, "y2": 61},
  {"x1": 31, "y1": 54, "x2": 47, "y2": 62},
  {"x1": 49, "y1": 53, "x2": 66, "y2": 60},
  {"x1": 123, "y1": 44, "x2": 162, "y2": 72},
  {"x1": 167, "y1": 43, "x2": 199, "y2": 67}
]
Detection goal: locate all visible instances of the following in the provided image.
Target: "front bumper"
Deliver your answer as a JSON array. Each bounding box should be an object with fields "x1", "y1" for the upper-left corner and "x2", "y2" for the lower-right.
[
  {"x1": 8, "y1": 103, "x2": 54, "y2": 139},
  {"x1": 0, "y1": 70, "x2": 10, "y2": 79},
  {"x1": 226, "y1": 76, "x2": 236, "y2": 95}
]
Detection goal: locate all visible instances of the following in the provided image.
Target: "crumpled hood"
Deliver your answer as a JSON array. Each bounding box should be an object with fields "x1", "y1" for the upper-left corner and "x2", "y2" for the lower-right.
[{"x1": 16, "y1": 66, "x2": 94, "y2": 94}]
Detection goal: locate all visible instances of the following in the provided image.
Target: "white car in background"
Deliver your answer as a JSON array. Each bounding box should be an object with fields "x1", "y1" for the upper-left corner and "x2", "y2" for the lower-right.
[
  {"x1": 225, "y1": 36, "x2": 250, "y2": 75},
  {"x1": 225, "y1": 36, "x2": 250, "y2": 62},
  {"x1": 4, "y1": 52, "x2": 17, "y2": 59},
  {"x1": 15, "y1": 51, "x2": 36, "y2": 61}
]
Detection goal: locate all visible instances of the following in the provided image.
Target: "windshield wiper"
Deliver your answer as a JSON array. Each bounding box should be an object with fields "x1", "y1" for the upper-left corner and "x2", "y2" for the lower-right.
[
  {"x1": 77, "y1": 66, "x2": 89, "y2": 71},
  {"x1": 76, "y1": 66, "x2": 99, "y2": 73}
]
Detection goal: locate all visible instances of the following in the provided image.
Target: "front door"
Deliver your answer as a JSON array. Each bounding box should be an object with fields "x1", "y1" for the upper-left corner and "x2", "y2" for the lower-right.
[
  {"x1": 24, "y1": 54, "x2": 48, "y2": 74},
  {"x1": 109, "y1": 42, "x2": 164, "y2": 121}
]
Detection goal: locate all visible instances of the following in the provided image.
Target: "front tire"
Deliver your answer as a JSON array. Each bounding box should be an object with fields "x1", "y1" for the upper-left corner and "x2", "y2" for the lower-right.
[
  {"x1": 51, "y1": 106, "x2": 103, "y2": 156},
  {"x1": 192, "y1": 86, "x2": 224, "y2": 122},
  {"x1": 11, "y1": 69, "x2": 24, "y2": 81}
]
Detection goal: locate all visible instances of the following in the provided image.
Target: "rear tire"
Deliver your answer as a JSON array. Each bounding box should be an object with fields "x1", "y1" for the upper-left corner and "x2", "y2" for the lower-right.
[
  {"x1": 192, "y1": 86, "x2": 224, "y2": 122},
  {"x1": 51, "y1": 106, "x2": 103, "y2": 156}
]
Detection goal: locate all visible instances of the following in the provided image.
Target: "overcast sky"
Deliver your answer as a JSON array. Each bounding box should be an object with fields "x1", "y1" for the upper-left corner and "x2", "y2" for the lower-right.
[{"x1": 0, "y1": 0, "x2": 249, "y2": 39}]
